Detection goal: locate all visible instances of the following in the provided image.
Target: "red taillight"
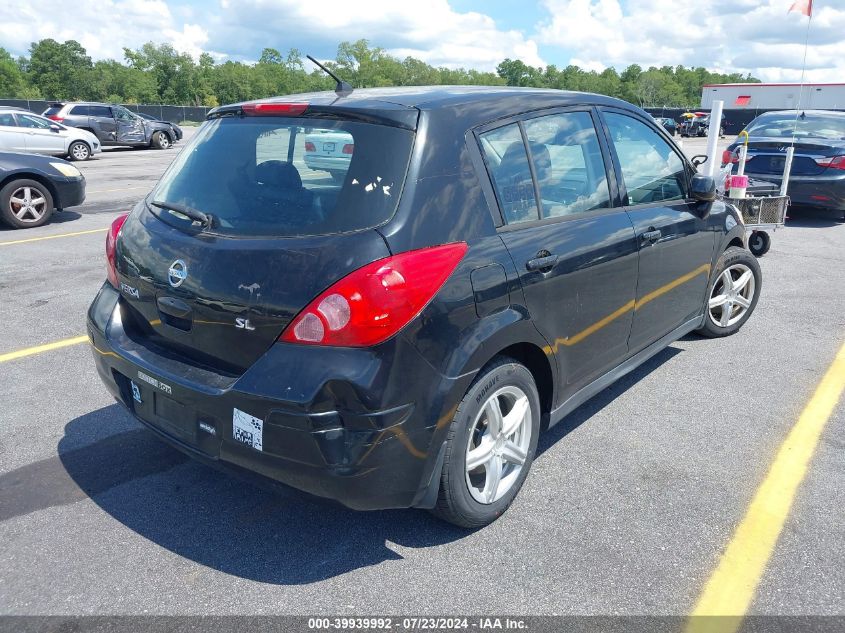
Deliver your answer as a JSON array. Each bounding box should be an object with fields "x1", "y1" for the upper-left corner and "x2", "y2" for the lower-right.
[
  {"x1": 106, "y1": 213, "x2": 130, "y2": 288},
  {"x1": 241, "y1": 102, "x2": 308, "y2": 116},
  {"x1": 342, "y1": 143, "x2": 354, "y2": 155},
  {"x1": 280, "y1": 243, "x2": 468, "y2": 347},
  {"x1": 815, "y1": 155, "x2": 845, "y2": 170},
  {"x1": 47, "y1": 115, "x2": 64, "y2": 122},
  {"x1": 722, "y1": 149, "x2": 736, "y2": 165},
  {"x1": 304, "y1": 141, "x2": 316, "y2": 152}
]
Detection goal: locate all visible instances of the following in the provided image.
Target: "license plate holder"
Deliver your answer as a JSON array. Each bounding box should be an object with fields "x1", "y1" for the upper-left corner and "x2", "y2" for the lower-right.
[
  {"x1": 154, "y1": 393, "x2": 193, "y2": 440},
  {"x1": 322, "y1": 142, "x2": 335, "y2": 153}
]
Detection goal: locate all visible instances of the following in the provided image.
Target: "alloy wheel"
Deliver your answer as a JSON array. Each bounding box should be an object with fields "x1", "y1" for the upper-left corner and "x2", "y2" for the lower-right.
[
  {"x1": 71, "y1": 143, "x2": 89, "y2": 160},
  {"x1": 9, "y1": 186, "x2": 48, "y2": 223},
  {"x1": 708, "y1": 263, "x2": 755, "y2": 328},
  {"x1": 465, "y1": 385, "x2": 533, "y2": 504}
]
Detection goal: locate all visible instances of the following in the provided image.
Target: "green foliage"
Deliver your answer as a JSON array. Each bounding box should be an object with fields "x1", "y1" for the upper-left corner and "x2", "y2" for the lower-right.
[{"x1": 1, "y1": 39, "x2": 759, "y2": 109}]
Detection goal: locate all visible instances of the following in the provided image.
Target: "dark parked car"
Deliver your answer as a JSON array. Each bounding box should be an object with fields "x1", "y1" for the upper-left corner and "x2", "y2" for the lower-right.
[
  {"x1": 43, "y1": 102, "x2": 177, "y2": 149},
  {"x1": 653, "y1": 116, "x2": 677, "y2": 135},
  {"x1": 724, "y1": 110, "x2": 845, "y2": 219},
  {"x1": 135, "y1": 112, "x2": 184, "y2": 141},
  {"x1": 88, "y1": 87, "x2": 760, "y2": 527},
  {"x1": 682, "y1": 114, "x2": 724, "y2": 138},
  {"x1": 0, "y1": 151, "x2": 85, "y2": 228}
]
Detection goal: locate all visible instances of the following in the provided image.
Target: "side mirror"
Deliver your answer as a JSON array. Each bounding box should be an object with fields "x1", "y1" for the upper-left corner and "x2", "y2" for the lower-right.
[
  {"x1": 49, "y1": 124, "x2": 61, "y2": 133},
  {"x1": 691, "y1": 154, "x2": 708, "y2": 169},
  {"x1": 691, "y1": 174, "x2": 716, "y2": 201}
]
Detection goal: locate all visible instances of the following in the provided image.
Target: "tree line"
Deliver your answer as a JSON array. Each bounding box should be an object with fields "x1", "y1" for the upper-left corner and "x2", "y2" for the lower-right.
[{"x1": 0, "y1": 38, "x2": 759, "y2": 109}]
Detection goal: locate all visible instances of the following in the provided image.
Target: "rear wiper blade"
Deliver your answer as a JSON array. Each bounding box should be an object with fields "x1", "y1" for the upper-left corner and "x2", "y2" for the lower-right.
[{"x1": 150, "y1": 200, "x2": 214, "y2": 228}]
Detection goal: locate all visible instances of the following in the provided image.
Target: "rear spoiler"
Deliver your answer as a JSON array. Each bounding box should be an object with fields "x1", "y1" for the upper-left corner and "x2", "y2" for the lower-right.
[{"x1": 208, "y1": 100, "x2": 419, "y2": 131}]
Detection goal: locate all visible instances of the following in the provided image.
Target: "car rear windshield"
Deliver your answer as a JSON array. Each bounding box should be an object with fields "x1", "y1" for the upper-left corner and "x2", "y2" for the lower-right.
[
  {"x1": 149, "y1": 116, "x2": 414, "y2": 237},
  {"x1": 746, "y1": 113, "x2": 845, "y2": 140},
  {"x1": 43, "y1": 106, "x2": 62, "y2": 116}
]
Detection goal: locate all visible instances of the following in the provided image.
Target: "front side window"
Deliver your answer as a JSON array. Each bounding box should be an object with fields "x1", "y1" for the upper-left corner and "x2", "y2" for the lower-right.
[
  {"x1": 479, "y1": 123, "x2": 539, "y2": 225},
  {"x1": 604, "y1": 112, "x2": 687, "y2": 205},
  {"x1": 113, "y1": 106, "x2": 136, "y2": 121},
  {"x1": 16, "y1": 114, "x2": 52, "y2": 129},
  {"x1": 150, "y1": 117, "x2": 414, "y2": 237},
  {"x1": 523, "y1": 111, "x2": 611, "y2": 218}
]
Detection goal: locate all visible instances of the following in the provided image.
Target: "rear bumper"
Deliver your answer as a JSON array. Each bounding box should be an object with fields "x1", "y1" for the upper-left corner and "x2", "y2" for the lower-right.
[
  {"x1": 53, "y1": 176, "x2": 85, "y2": 209},
  {"x1": 87, "y1": 283, "x2": 467, "y2": 511},
  {"x1": 745, "y1": 172, "x2": 845, "y2": 211},
  {"x1": 303, "y1": 155, "x2": 350, "y2": 172}
]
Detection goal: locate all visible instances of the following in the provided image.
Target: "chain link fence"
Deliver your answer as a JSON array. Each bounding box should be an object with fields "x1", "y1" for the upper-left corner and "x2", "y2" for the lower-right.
[{"x1": 0, "y1": 99, "x2": 210, "y2": 123}]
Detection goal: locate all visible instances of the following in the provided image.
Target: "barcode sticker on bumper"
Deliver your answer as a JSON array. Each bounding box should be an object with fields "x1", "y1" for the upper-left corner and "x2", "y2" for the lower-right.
[{"x1": 232, "y1": 408, "x2": 263, "y2": 452}]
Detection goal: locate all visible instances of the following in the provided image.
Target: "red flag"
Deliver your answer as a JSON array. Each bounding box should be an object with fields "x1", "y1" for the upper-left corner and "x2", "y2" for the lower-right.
[{"x1": 789, "y1": 0, "x2": 812, "y2": 16}]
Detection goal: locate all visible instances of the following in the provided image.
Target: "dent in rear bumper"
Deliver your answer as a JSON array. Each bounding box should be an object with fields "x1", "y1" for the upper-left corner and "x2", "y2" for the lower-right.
[{"x1": 86, "y1": 283, "x2": 464, "y2": 510}]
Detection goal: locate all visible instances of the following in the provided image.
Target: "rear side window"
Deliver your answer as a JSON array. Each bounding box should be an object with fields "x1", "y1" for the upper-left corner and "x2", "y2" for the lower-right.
[
  {"x1": 150, "y1": 117, "x2": 414, "y2": 237},
  {"x1": 0, "y1": 113, "x2": 16, "y2": 126},
  {"x1": 522, "y1": 112, "x2": 611, "y2": 217},
  {"x1": 69, "y1": 105, "x2": 90, "y2": 116},
  {"x1": 604, "y1": 112, "x2": 687, "y2": 205},
  {"x1": 89, "y1": 106, "x2": 112, "y2": 117},
  {"x1": 479, "y1": 123, "x2": 539, "y2": 224}
]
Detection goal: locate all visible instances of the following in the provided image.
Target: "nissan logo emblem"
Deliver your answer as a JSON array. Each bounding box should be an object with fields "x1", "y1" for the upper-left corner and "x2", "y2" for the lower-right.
[{"x1": 168, "y1": 259, "x2": 188, "y2": 288}]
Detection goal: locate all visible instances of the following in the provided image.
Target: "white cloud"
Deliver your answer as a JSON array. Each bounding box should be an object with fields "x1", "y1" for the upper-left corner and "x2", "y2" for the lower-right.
[
  {"x1": 535, "y1": 0, "x2": 845, "y2": 81},
  {"x1": 0, "y1": 0, "x2": 211, "y2": 61},
  {"x1": 205, "y1": 0, "x2": 545, "y2": 70}
]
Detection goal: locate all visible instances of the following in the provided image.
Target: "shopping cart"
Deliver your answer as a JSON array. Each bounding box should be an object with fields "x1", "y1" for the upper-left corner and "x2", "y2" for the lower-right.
[{"x1": 718, "y1": 180, "x2": 789, "y2": 257}]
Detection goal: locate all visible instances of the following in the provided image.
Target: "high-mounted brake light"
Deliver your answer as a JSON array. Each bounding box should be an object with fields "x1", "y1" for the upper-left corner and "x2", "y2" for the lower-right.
[
  {"x1": 241, "y1": 102, "x2": 308, "y2": 117},
  {"x1": 106, "y1": 213, "x2": 130, "y2": 288},
  {"x1": 815, "y1": 155, "x2": 845, "y2": 170},
  {"x1": 280, "y1": 243, "x2": 468, "y2": 347}
]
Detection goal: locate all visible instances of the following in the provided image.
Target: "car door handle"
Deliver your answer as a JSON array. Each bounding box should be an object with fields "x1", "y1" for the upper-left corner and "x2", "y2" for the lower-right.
[
  {"x1": 641, "y1": 229, "x2": 661, "y2": 245},
  {"x1": 526, "y1": 254, "x2": 558, "y2": 271}
]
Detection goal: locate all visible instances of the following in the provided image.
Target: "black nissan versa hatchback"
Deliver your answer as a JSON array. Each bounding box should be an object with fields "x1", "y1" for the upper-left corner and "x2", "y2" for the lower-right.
[{"x1": 88, "y1": 87, "x2": 761, "y2": 527}]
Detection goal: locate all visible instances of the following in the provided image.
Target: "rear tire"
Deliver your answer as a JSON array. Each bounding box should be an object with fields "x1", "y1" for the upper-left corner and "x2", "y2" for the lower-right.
[
  {"x1": 67, "y1": 140, "x2": 91, "y2": 161},
  {"x1": 697, "y1": 247, "x2": 761, "y2": 338},
  {"x1": 151, "y1": 131, "x2": 171, "y2": 150},
  {"x1": 748, "y1": 231, "x2": 771, "y2": 257},
  {"x1": 430, "y1": 357, "x2": 540, "y2": 528},
  {"x1": 0, "y1": 179, "x2": 54, "y2": 229}
]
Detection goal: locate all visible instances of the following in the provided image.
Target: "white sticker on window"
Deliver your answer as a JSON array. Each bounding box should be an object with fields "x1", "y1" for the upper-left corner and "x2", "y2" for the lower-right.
[{"x1": 232, "y1": 408, "x2": 263, "y2": 452}]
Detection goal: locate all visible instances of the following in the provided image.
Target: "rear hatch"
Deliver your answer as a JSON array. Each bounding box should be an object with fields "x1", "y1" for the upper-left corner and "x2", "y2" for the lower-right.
[{"x1": 114, "y1": 108, "x2": 416, "y2": 375}]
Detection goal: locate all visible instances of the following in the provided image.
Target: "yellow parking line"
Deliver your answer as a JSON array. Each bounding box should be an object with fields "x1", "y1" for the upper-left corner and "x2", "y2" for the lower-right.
[
  {"x1": 0, "y1": 335, "x2": 89, "y2": 363},
  {"x1": 0, "y1": 228, "x2": 107, "y2": 246},
  {"x1": 686, "y1": 340, "x2": 845, "y2": 633}
]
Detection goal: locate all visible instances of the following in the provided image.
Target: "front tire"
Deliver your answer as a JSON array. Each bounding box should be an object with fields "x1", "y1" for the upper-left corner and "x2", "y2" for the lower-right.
[
  {"x1": 0, "y1": 179, "x2": 54, "y2": 229},
  {"x1": 697, "y1": 247, "x2": 762, "y2": 338},
  {"x1": 67, "y1": 140, "x2": 91, "y2": 161},
  {"x1": 431, "y1": 357, "x2": 540, "y2": 528},
  {"x1": 151, "y1": 131, "x2": 171, "y2": 150}
]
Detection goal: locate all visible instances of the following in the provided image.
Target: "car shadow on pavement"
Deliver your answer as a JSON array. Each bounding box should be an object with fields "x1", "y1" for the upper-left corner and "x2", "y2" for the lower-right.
[
  {"x1": 536, "y1": 345, "x2": 682, "y2": 455},
  {"x1": 786, "y1": 207, "x2": 844, "y2": 227},
  {"x1": 0, "y1": 345, "x2": 682, "y2": 585},
  {"x1": 0, "y1": 403, "x2": 467, "y2": 585},
  {"x1": 0, "y1": 211, "x2": 82, "y2": 233}
]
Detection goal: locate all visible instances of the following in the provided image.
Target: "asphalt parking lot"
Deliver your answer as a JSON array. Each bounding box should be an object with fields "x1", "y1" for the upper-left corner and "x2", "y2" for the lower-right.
[{"x1": 0, "y1": 131, "x2": 843, "y2": 621}]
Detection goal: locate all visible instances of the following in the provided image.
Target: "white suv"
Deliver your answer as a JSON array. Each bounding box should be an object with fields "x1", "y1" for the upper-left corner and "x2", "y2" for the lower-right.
[{"x1": 0, "y1": 108, "x2": 101, "y2": 161}]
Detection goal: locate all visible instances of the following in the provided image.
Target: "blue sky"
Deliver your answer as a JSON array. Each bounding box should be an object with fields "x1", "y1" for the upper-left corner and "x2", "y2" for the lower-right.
[{"x1": 1, "y1": 0, "x2": 842, "y2": 82}]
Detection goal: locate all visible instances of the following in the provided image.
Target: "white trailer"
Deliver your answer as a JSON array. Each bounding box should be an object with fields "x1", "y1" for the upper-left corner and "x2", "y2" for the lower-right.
[{"x1": 701, "y1": 83, "x2": 845, "y2": 110}]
